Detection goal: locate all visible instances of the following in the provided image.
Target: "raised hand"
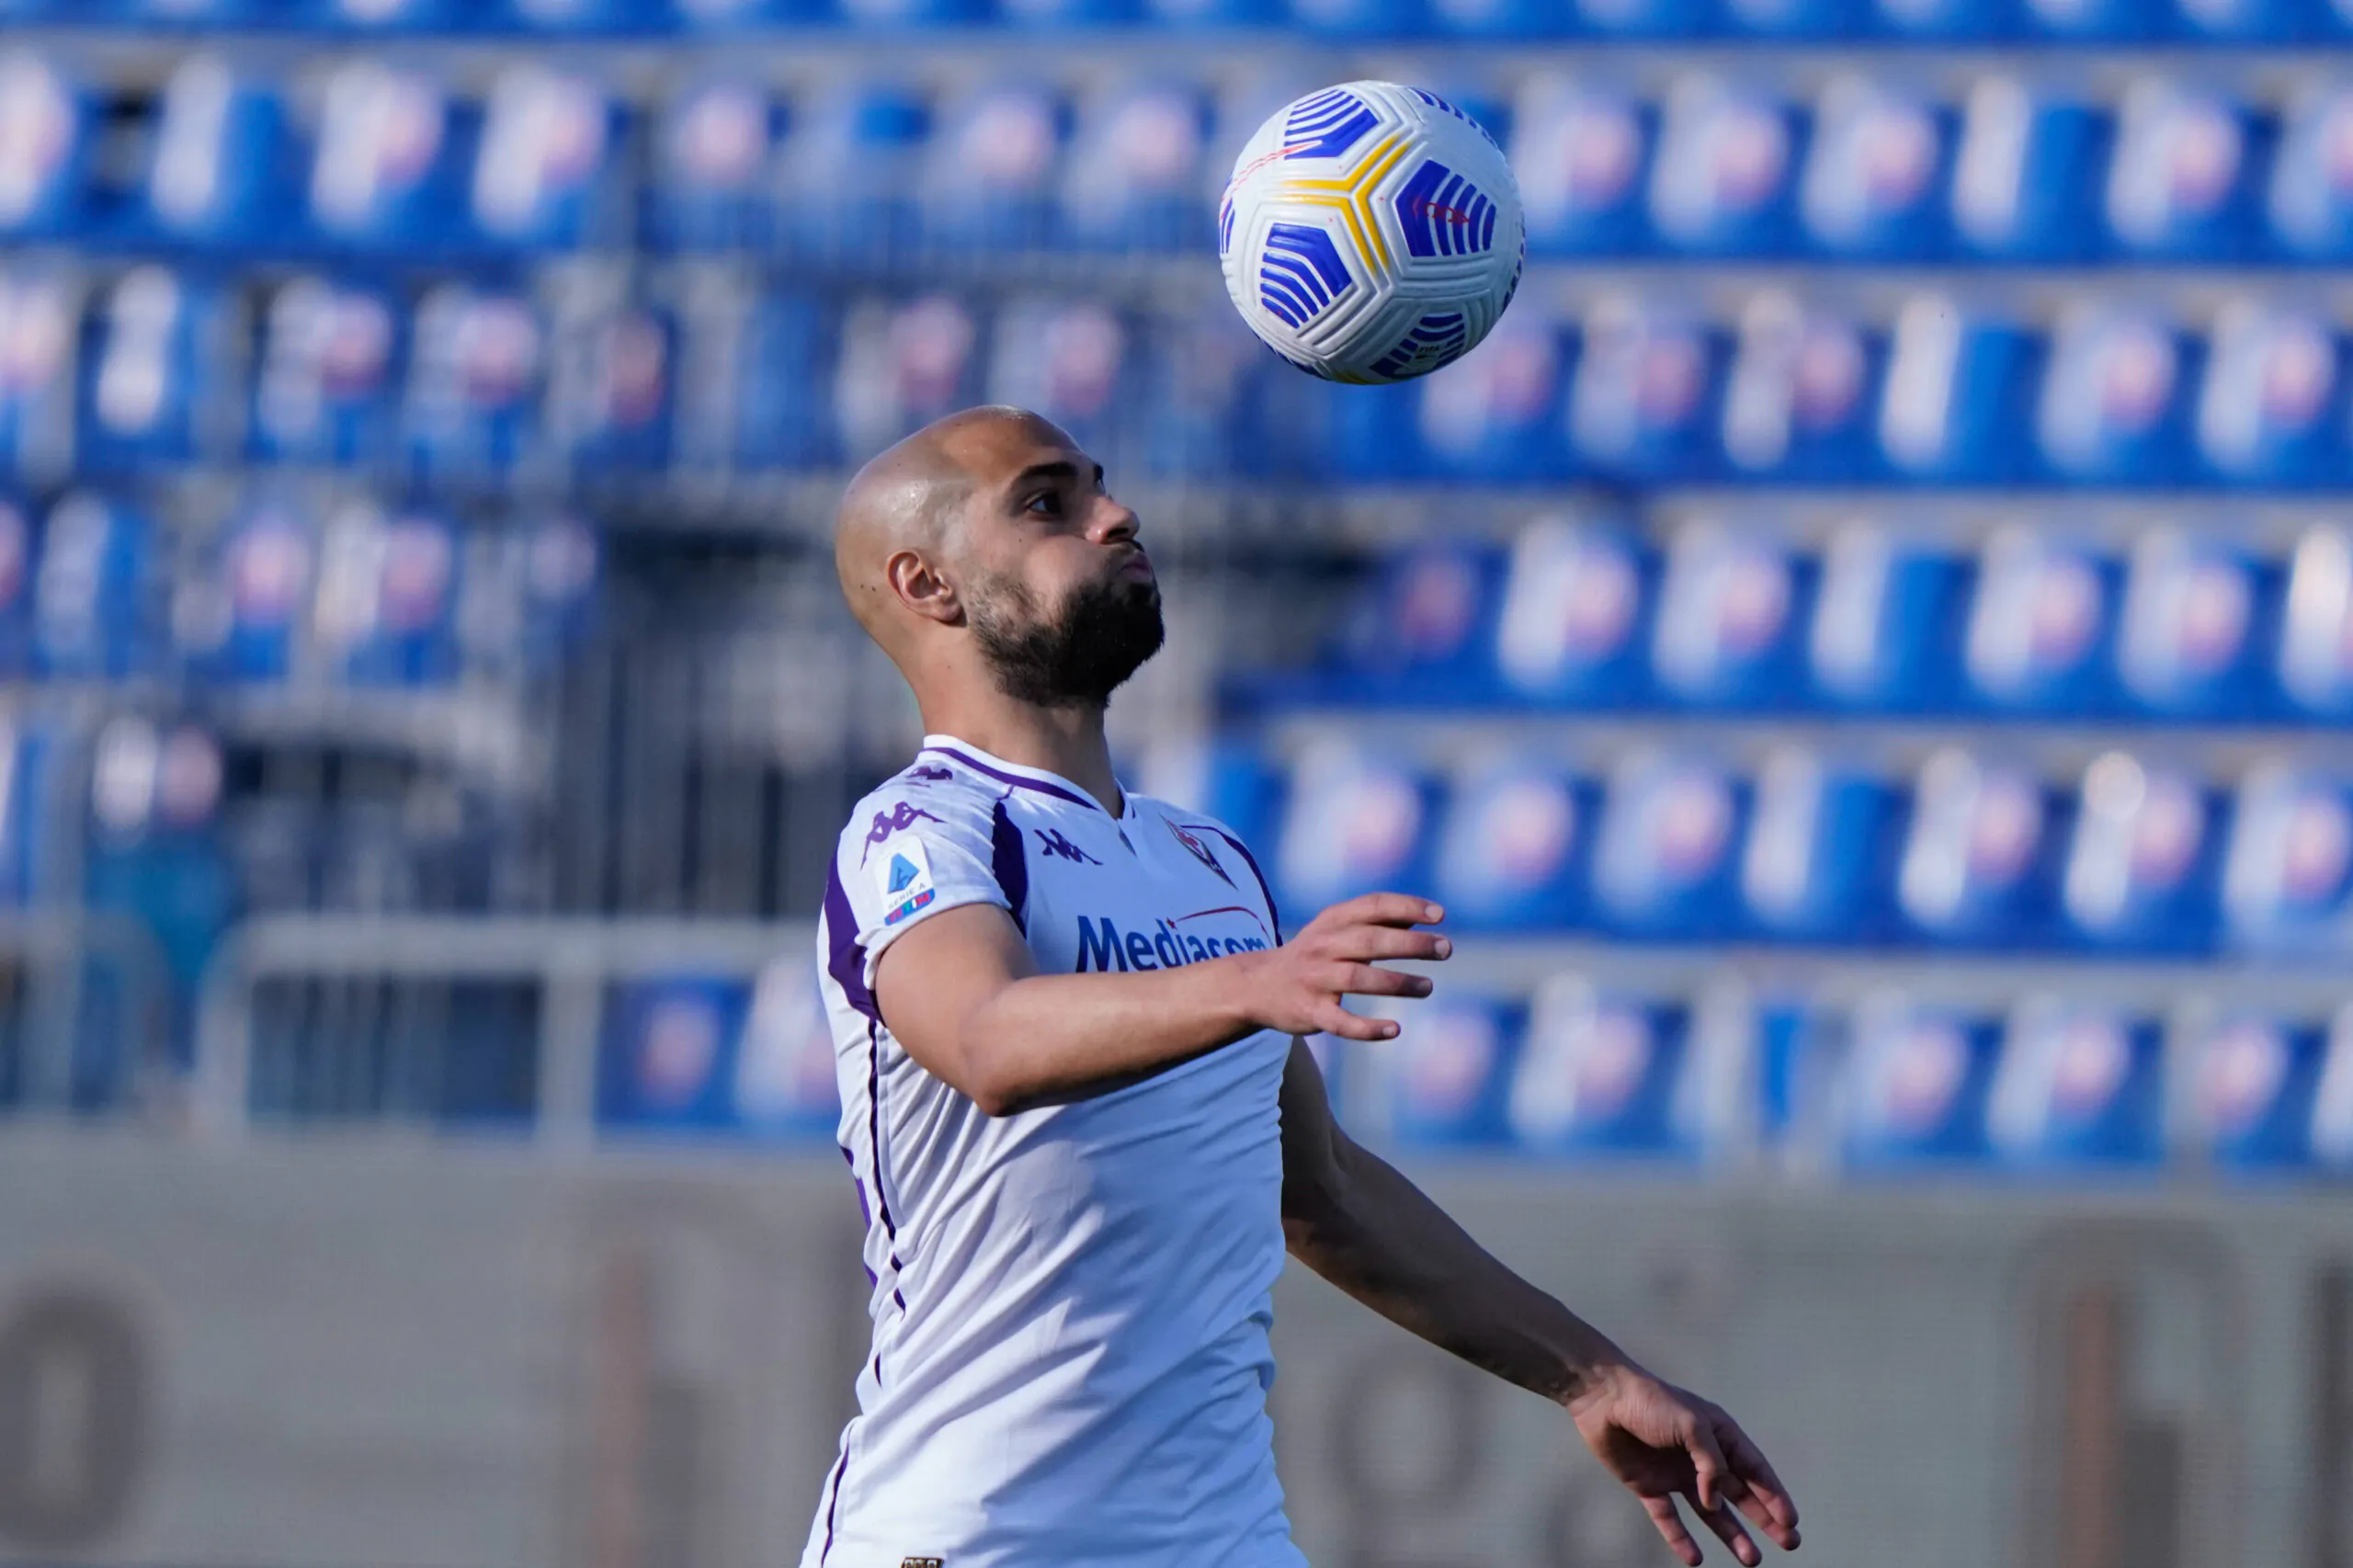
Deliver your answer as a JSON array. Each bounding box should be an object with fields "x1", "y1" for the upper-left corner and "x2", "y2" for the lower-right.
[
  {"x1": 1237, "y1": 893, "x2": 1449, "y2": 1040},
  {"x1": 1568, "y1": 1362, "x2": 1802, "y2": 1566}
]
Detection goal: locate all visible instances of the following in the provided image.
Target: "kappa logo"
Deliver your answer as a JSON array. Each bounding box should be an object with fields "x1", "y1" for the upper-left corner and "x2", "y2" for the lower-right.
[
  {"x1": 909, "y1": 765, "x2": 954, "y2": 783},
  {"x1": 902, "y1": 1559, "x2": 946, "y2": 1568},
  {"x1": 1168, "y1": 821, "x2": 1235, "y2": 887},
  {"x1": 1035, "y1": 827, "x2": 1101, "y2": 865},
  {"x1": 862, "y1": 801, "x2": 944, "y2": 863}
]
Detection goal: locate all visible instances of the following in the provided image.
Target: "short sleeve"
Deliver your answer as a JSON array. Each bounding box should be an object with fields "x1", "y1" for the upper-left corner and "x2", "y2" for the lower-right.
[{"x1": 839, "y1": 789, "x2": 1013, "y2": 989}]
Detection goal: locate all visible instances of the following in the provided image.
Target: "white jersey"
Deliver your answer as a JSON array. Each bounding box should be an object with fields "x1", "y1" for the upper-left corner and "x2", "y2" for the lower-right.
[{"x1": 801, "y1": 736, "x2": 1305, "y2": 1568}]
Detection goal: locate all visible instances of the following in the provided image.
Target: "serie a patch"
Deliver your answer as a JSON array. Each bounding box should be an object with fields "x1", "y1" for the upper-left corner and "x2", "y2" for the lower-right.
[{"x1": 875, "y1": 837, "x2": 937, "y2": 926}]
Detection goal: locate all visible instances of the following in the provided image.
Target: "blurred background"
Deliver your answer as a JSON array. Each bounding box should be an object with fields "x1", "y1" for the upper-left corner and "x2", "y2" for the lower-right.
[{"x1": 0, "y1": 1, "x2": 2351, "y2": 1566}]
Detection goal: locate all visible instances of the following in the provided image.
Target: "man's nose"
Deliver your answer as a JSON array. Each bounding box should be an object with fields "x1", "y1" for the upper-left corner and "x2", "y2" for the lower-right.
[{"x1": 1091, "y1": 497, "x2": 1141, "y2": 545}]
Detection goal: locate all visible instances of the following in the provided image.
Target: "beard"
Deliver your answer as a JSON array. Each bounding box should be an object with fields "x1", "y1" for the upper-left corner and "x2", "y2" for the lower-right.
[{"x1": 968, "y1": 567, "x2": 1165, "y2": 709}]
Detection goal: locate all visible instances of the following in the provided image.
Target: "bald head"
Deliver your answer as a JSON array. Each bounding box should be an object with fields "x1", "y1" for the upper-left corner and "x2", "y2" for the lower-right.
[{"x1": 834, "y1": 406, "x2": 1073, "y2": 645}]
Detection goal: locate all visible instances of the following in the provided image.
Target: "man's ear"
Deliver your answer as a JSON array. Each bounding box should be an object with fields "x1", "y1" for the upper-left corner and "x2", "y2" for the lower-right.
[{"x1": 887, "y1": 549, "x2": 963, "y2": 626}]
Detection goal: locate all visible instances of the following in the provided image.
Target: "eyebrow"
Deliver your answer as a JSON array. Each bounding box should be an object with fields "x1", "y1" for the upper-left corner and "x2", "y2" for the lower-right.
[{"x1": 1006, "y1": 459, "x2": 1101, "y2": 493}]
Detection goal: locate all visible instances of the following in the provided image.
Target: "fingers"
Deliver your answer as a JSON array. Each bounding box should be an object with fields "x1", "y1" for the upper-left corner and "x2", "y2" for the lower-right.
[
  {"x1": 1326, "y1": 925, "x2": 1452, "y2": 964},
  {"x1": 1643, "y1": 1496, "x2": 1704, "y2": 1568},
  {"x1": 1325, "y1": 893, "x2": 1445, "y2": 930},
  {"x1": 1316, "y1": 1006, "x2": 1399, "y2": 1042},
  {"x1": 1695, "y1": 1494, "x2": 1762, "y2": 1568},
  {"x1": 1687, "y1": 1416, "x2": 1733, "y2": 1514},
  {"x1": 1720, "y1": 1418, "x2": 1802, "y2": 1545},
  {"x1": 1335, "y1": 963, "x2": 1435, "y2": 1000}
]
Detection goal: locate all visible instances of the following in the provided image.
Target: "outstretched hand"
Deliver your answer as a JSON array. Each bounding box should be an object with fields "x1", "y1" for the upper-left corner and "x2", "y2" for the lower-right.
[
  {"x1": 1568, "y1": 1363, "x2": 1802, "y2": 1566},
  {"x1": 1236, "y1": 893, "x2": 1449, "y2": 1040}
]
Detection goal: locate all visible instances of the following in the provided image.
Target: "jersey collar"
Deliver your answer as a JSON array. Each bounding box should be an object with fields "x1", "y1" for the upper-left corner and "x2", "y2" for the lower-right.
[{"x1": 921, "y1": 735, "x2": 1134, "y2": 820}]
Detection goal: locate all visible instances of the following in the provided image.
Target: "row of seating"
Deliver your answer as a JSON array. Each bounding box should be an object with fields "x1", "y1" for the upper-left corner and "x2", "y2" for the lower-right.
[
  {"x1": 13, "y1": 49, "x2": 2353, "y2": 264},
  {"x1": 14, "y1": 266, "x2": 2353, "y2": 489},
  {"x1": 1256, "y1": 518, "x2": 2353, "y2": 722},
  {"x1": 0, "y1": 491, "x2": 597, "y2": 685},
  {"x1": 14, "y1": 0, "x2": 2353, "y2": 40},
  {"x1": 1186, "y1": 740, "x2": 2353, "y2": 953},
  {"x1": 595, "y1": 952, "x2": 2353, "y2": 1178}
]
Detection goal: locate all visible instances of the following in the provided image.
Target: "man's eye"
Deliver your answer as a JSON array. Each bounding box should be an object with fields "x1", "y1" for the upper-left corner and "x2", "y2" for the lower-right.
[{"x1": 1026, "y1": 493, "x2": 1061, "y2": 516}]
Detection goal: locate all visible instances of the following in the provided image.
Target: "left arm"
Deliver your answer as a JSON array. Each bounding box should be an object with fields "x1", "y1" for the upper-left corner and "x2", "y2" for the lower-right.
[{"x1": 1278, "y1": 1040, "x2": 1802, "y2": 1567}]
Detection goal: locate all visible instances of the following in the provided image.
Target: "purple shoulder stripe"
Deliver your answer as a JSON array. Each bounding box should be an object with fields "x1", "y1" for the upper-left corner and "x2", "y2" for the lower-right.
[
  {"x1": 990, "y1": 798, "x2": 1029, "y2": 934},
  {"x1": 922, "y1": 744, "x2": 1102, "y2": 812},
  {"x1": 1205, "y1": 826, "x2": 1283, "y2": 944},
  {"x1": 822, "y1": 860, "x2": 879, "y2": 1022}
]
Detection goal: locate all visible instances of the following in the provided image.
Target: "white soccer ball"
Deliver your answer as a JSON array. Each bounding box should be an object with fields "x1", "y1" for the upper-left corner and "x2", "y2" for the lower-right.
[{"x1": 1218, "y1": 81, "x2": 1525, "y2": 385}]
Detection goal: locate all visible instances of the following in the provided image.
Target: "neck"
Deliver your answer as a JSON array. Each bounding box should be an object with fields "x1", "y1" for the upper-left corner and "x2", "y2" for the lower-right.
[{"x1": 921, "y1": 696, "x2": 1122, "y2": 816}]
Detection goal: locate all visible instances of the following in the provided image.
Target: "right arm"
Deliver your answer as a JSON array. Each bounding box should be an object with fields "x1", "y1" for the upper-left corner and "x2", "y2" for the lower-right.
[{"x1": 873, "y1": 893, "x2": 1449, "y2": 1116}]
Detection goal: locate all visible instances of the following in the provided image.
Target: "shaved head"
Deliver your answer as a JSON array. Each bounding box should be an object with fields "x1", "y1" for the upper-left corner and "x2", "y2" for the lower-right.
[{"x1": 833, "y1": 405, "x2": 1162, "y2": 715}]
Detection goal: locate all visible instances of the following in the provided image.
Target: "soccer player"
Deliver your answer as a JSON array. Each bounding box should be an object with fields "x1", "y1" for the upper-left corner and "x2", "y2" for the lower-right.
[{"x1": 807, "y1": 405, "x2": 1801, "y2": 1568}]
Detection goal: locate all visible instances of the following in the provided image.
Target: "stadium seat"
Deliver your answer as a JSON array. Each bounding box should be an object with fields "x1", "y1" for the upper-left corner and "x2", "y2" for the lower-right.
[
  {"x1": 925, "y1": 83, "x2": 1066, "y2": 251},
  {"x1": 306, "y1": 61, "x2": 472, "y2": 250},
  {"x1": 832, "y1": 294, "x2": 984, "y2": 463},
  {"x1": 546, "y1": 300, "x2": 677, "y2": 472},
  {"x1": 2219, "y1": 763, "x2": 2353, "y2": 950},
  {"x1": 722, "y1": 289, "x2": 835, "y2": 472},
  {"x1": 0, "y1": 267, "x2": 82, "y2": 483},
  {"x1": 1839, "y1": 994, "x2": 2003, "y2": 1167},
  {"x1": 32, "y1": 492, "x2": 163, "y2": 679},
  {"x1": 249, "y1": 275, "x2": 405, "y2": 468},
  {"x1": 1893, "y1": 749, "x2": 2061, "y2": 944},
  {"x1": 1591, "y1": 752, "x2": 1749, "y2": 938},
  {"x1": 402, "y1": 283, "x2": 546, "y2": 483},
  {"x1": 1646, "y1": 76, "x2": 1802, "y2": 256},
  {"x1": 1875, "y1": 295, "x2": 2035, "y2": 482},
  {"x1": 2101, "y1": 79, "x2": 2264, "y2": 261},
  {"x1": 1060, "y1": 81, "x2": 1210, "y2": 251},
  {"x1": 1508, "y1": 977, "x2": 1700, "y2": 1156},
  {"x1": 313, "y1": 502, "x2": 463, "y2": 686},
  {"x1": 468, "y1": 65, "x2": 627, "y2": 250},
  {"x1": 1372, "y1": 994, "x2": 1519, "y2": 1148},
  {"x1": 2187, "y1": 1012, "x2": 2329, "y2": 1173},
  {"x1": 1960, "y1": 527, "x2": 2119, "y2": 713},
  {"x1": 1716, "y1": 293, "x2": 1882, "y2": 482},
  {"x1": 76, "y1": 267, "x2": 234, "y2": 474},
  {"x1": 984, "y1": 297, "x2": 1136, "y2": 460},
  {"x1": 2112, "y1": 529, "x2": 2268, "y2": 715},
  {"x1": 2056, "y1": 752, "x2": 2222, "y2": 951},
  {"x1": 0, "y1": 49, "x2": 92, "y2": 242},
  {"x1": 2268, "y1": 85, "x2": 2353, "y2": 259},
  {"x1": 1649, "y1": 521, "x2": 1808, "y2": 704},
  {"x1": 1491, "y1": 517, "x2": 1652, "y2": 702},
  {"x1": 1798, "y1": 76, "x2": 1952, "y2": 258},
  {"x1": 2278, "y1": 526, "x2": 2353, "y2": 716},
  {"x1": 1804, "y1": 523, "x2": 1963, "y2": 709},
  {"x1": 1949, "y1": 78, "x2": 2107, "y2": 262},
  {"x1": 176, "y1": 502, "x2": 316, "y2": 684},
  {"x1": 2192, "y1": 301, "x2": 2345, "y2": 484},
  {"x1": 1738, "y1": 748, "x2": 1898, "y2": 939},
  {"x1": 775, "y1": 84, "x2": 929, "y2": 256},
  {"x1": 1513, "y1": 77, "x2": 1654, "y2": 256},
  {"x1": 1271, "y1": 744, "x2": 1435, "y2": 919},
  {"x1": 601, "y1": 963, "x2": 841, "y2": 1137},
  {"x1": 651, "y1": 78, "x2": 784, "y2": 252},
  {"x1": 1430, "y1": 759, "x2": 1596, "y2": 929},
  {"x1": 1565, "y1": 295, "x2": 1723, "y2": 482},
  {"x1": 1984, "y1": 1003, "x2": 2165, "y2": 1167},
  {"x1": 142, "y1": 54, "x2": 299, "y2": 246},
  {"x1": 1327, "y1": 542, "x2": 1504, "y2": 700},
  {"x1": 0, "y1": 495, "x2": 34, "y2": 677}
]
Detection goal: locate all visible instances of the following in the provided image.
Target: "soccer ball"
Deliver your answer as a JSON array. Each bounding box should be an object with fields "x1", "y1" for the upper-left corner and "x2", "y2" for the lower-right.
[{"x1": 1218, "y1": 82, "x2": 1525, "y2": 385}]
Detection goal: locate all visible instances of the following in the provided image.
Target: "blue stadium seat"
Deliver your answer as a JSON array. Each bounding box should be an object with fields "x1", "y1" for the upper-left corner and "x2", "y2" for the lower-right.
[
  {"x1": 1798, "y1": 76, "x2": 1952, "y2": 258},
  {"x1": 549, "y1": 301, "x2": 676, "y2": 472},
  {"x1": 2278, "y1": 526, "x2": 2353, "y2": 716},
  {"x1": 403, "y1": 283, "x2": 545, "y2": 483},
  {"x1": 2168, "y1": 0, "x2": 2314, "y2": 37},
  {"x1": 76, "y1": 267, "x2": 234, "y2": 474},
  {"x1": 1491, "y1": 518, "x2": 1652, "y2": 702},
  {"x1": 1840, "y1": 996, "x2": 2003, "y2": 1168},
  {"x1": 2056, "y1": 753, "x2": 2222, "y2": 951},
  {"x1": 670, "y1": 0, "x2": 823, "y2": 25},
  {"x1": 0, "y1": 49, "x2": 93, "y2": 242},
  {"x1": 985, "y1": 297, "x2": 1136, "y2": 461},
  {"x1": 1646, "y1": 76, "x2": 1803, "y2": 255},
  {"x1": 511, "y1": 514, "x2": 602, "y2": 671},
  {"x1": 249, "y1": 276, "x2": 404, "y2": 469},
  {"x1": 467, "y1": 65, "x2": 627, "y2": 250},
  {"x1": 832, "y1": 294, "x2": 984, "y2": 463},
  {"x1": 2192, "y1": 301, "x2": 2346, "y2": 484},
  {"x1": 1949, "y1": 79, "x2": 2107, "y2": 262},
  {"x1": 1564, "y1": 296, "x2": 1723, "y2": 482},
  {"x1": 1738, "y1": 748, "x2": 1897, "y2": 939},
  {"x1": 1140, "y1": 310, "x2": 1331, "y2": 482},
  {"x1": 2220, "y1": 764, "x2": 2353, "y2": 951},
  {"x1": 2101, "y1": 79, "x2": 2265, "y2": 261},
  {"x1": 725, "y1": 289, "x2": 835, "y2": 471},
  {"x1": 1060, "y1": 82, "x2": 1210, "y2": 251},
  {"x1": 1375, "y1": 994, "x2": 1520, "y2": 1149},
  {"x1": 650, "y1": 77, "x2": 786, "y2": 252},
  {"x1": 1514, "y1": 78, "x2": 1654, "y2": 256},
  {"x1": 0, "y1": 267, "x2": 81, "y2": 482},
  {"x1": 313, "y1": 503, "x2": 463, "y2": 686},
  {"x1": 925, "y1": 83, "x2": 1065, "y2": 251},
  {"x1": 2188, "y1": 1013, "x2": 2329, "y2": 1174},
  {"x1": 2268, "y1": 85, "x2": 2353, "y2": 260},
  {"x1": 1867, "y1": 0, "x2": 2011, "y2": 39},
  {"x1": 1984, "y1": 1005, "x2": 2165, "y2": 1168},
  {"x1": 1271, "y1": 746, "x2": 1436, "y2": 919},
  {"x1": 141, "y1": 54, "x2": 300, "y2": 247},
  {"x1": 177, "y1": 502, "x2": 316, "y2": 684},
  {"x1": 0, "y1": 496, "x2": 34, "y2": 677},
  {"x1": 1721, "y1": 0, "x2": 1860, "y2": 37},
  {"x1": 1415, "y1": 312, "x2": 1572, "y2": 482},
  {"x1": 1804, "y1": 524, "x2": 1966, "y2": 710},
  {"x1": 32, "y1": 492, "x2": 163, "y2": 679},
  {"x1": 1874, "y1": 295, "x2": 2036, "y2": 482},
  {"x1": 1717, "y1": 295, "x2": 1883, "y2": 483},
  {"x1": 2113, "y1": 530, "x2": 2268, "y2": 716},
  {"x1": 295, "y1": 0, "x2": 464, "y2": 29},
  {"x1": 305, "y1": 61, "x2": 473, "y2": 251},
  {"x1": 1328, "y1": 542, "x2": 1504, "y2": 700},
  {"x1": 776, "y1": 84, "x2": 928, "y2": 256},
  {"x1": 1893, "y1": 749, "x2": 2062, "y2": 945},
  {"x1": 1960, "y1": 528, "x2": 2120, "y2": 713},
  {"x1": 1508, "y1": 978, "x2": 1699, "y2": 1156},
  {"x1": 601, "y1": 963, "x2": 841, "y2": 1137},
  {"x1": 1430, "y1": 760, "x2": 1595, "y2": 929},
  {"x1": 1649, "y1": 522, "x2": 1808, "y2": 705},
  {"x1": 1591, "y1": 752, "x2": 1749, "y2": 938}
]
